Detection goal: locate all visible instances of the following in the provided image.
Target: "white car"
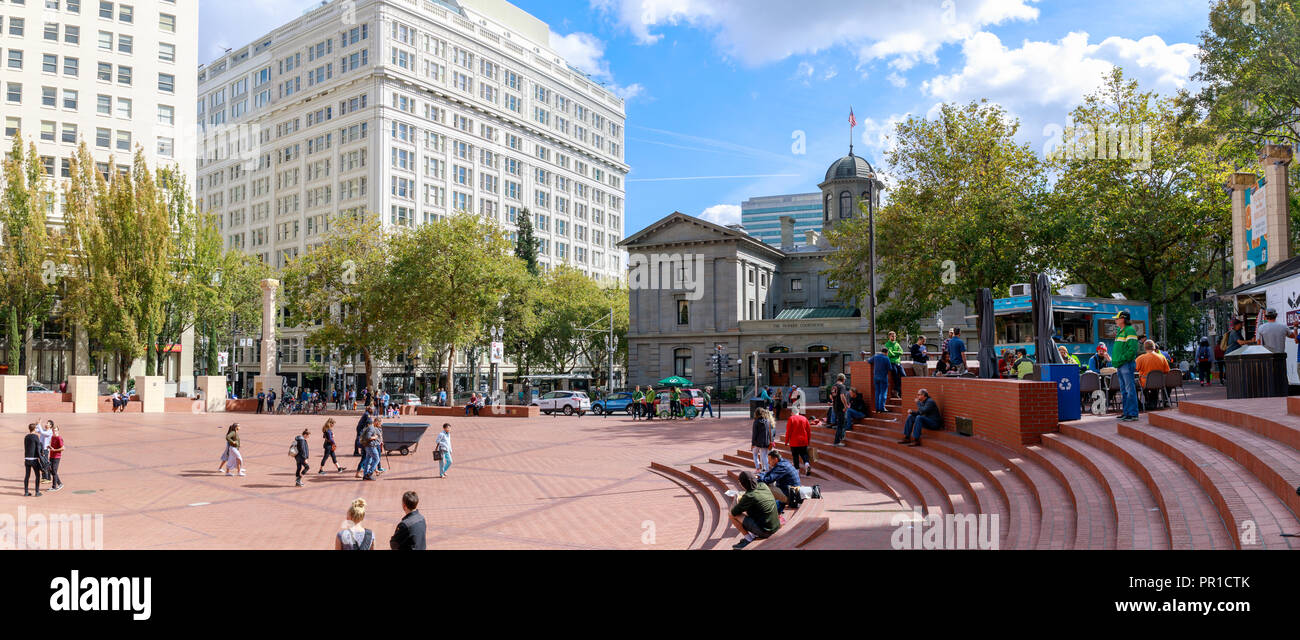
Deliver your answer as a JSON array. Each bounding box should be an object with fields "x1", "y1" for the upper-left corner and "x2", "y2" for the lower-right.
[
  {"x1": 531, "y1": 391, "x2": 592, "y2": 416},
  {"x1": 398, "y1": 393, "x2": 421, "y2": 406}
]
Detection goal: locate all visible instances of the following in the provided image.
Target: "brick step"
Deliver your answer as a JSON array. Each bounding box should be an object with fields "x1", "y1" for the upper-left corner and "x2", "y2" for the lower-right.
[
  {"x1": 648, "y1": 462, "x2": 721, "y2": 550},
  {"x1": 708, "y1": 457, "x2": 746, "y2": 468},
  {"x1": 692, "y1": 463, "x2": 749, "y2": 549},
  {"x1": 1042, "y1": 433, "x2": 1169, "y2": 550},
  {"x1": 721, "y1": 453, "x2": 756, "y2": 468},
  {"x1": 1147, "y1": 411, "x2": 1300, "y2": 522},
  {"x1": 1118, "y1": 422, "x2": 1299, "y2": 549},
  {"x1": 1060, "y1": 424, "x2": 1234, "y2": 550},
  {"x1": 860, "y1": 425, "x2": 1071, "y2": 549},
  {"x1": 764, "y1": 444, "x2": 910, "y2": 508},
  {"x1": 846, "y1": 430, "x2": 1020, "y2": 549},
  {"x1": 1178, "y1": 399, "x2": 1300, "y2": 452},
  {"x1": 650, "y1": 460, "x2": 722, "y2": 548},
  {"x1": 1289, "y1": 397, "x2": 1300, "y2": 417},
  {"x1": 777, "y1": 441, "x2": 947, "y2": 516},
  {"x1": 1021, "y1": 444, "x2": 1118, "y2": 549},
  {"x1": 808, "y1": 430, "x2": 974, "y2": 516}
]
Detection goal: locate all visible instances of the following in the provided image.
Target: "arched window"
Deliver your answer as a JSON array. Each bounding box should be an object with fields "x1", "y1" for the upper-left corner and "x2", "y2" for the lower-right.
[
  {"x1": 839, "y1": 191, "x2": 852, "y2": 219},
  {"x1": 823, "y1": 193, "x2": 831, "y2": 222},
  {"x1": 673, "y1": 348, "x2": 692, "y2": 378}
]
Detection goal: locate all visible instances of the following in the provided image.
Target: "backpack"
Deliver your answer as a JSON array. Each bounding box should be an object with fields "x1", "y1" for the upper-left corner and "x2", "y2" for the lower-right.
[
  {"x1": 288, "y1": 440, "x2": 299, "y2": 457},
  {"x1": 1197, "y1": 346, "x2": 1211, "y2": 363}
]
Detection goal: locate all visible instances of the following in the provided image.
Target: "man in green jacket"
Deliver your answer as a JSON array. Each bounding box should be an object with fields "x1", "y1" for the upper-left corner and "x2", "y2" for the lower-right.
[
  {"x1": 1111, "y1": 310, "x2": 1141, "y2": 421},
  {"x1": 884, "y1": 331, "x2": 904, "y2": 399},
  {"x1": 632, "y1": 386, "x2": 645, "y2": 421},
  {"x1": 729, "y1": 471, "x2": 781, "y2": 549}
]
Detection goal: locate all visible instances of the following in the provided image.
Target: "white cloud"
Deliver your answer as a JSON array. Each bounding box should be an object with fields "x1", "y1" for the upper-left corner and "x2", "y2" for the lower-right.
[
  {"x1": 611, "y1": 82, "x2": 647, "y2": 101},
  {"x1": 858, "y1": 112, "x2": 912, "y2": 157},
  {"x1": 699, "y1": 204, "x2": 742, "y2": 226},
  {"x1": 593, "y1": 0, "x2": 1039, "y2": 68},
  {"x1": 887, "y1": 72, "x2": 907, "y2": 88},
  {"x1": 550, "y1": 31, "x2": 647, "y2": 102}
]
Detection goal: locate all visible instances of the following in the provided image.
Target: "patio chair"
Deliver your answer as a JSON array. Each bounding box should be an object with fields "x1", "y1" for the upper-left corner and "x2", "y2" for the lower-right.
[
  {"x1": 1141, "y1": 370, "x2": 1165, "y2": 411},
  {"x1": 1163, "y1": 369, "x2": 1185, "y2": 405},
  {"x1": 1079, "y1": 371, "x2": 1101, "y2": 414}
]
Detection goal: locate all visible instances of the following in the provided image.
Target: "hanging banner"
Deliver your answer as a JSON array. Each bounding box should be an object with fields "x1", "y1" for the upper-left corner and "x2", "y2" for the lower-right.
[{"x1": 1245, "y1": 180, "x2": 1269, "y2": 268}]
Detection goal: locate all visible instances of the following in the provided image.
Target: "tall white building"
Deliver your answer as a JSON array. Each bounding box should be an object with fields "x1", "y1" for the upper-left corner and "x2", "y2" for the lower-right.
[
  {"x1": 196, "y1": 0, "x2": 629, "y2": 394},
  {"x1": 0, "y1": 0, "x2": 198, "y2": 386}
]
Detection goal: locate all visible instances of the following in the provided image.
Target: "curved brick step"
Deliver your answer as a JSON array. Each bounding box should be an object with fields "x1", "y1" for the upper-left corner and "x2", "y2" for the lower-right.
[
  {"x1": 1178, "y1": 399, "x2": 1300, "y2": 452},
  {"x1": 810, "y1": 429, "x2": 974, "y2": 517},
  {"x1": 1061, "y1": 424, "x2": 1234, "y2": 550},
  {"x1": 777, "y1": 441, "x2": 949, "y2": 516},
  {"x1": 860, "y1": 425, "x2": 1070, "y2": 549},
  {"x1": 1147, "y1": 411, "x2": 1300, "y2": 520},
  {"x1": 769, "y1": 442, "x2": 921, "y2": 512},
  {"x1": 721, "y1": 453, "x2": 758, "y2": 469},
  {"x1": 845, "y1": 430, "x2": 1019, "y2": 549},
  {"x1": 754, "y1": 499, "x2": 829, "y2": 550},
  {"x1": 1118, "y1": 423, "x2": 1299, "y2": 549},
  {"x1": 648, "y1": 462, "x2": 720, "y2": 550},
  {"x1": 688, "y1": 464, "x2": 744, "y2": 549},
  {"x1": 709, "y1": 458, "x2": 746, "y2": 468},
  {"x1": 1020, "y1": 444, "x2": 1117, "y2": 550},
  {"x1": 1042, "y1": 433, "x2": 1168, "y2": 550}
]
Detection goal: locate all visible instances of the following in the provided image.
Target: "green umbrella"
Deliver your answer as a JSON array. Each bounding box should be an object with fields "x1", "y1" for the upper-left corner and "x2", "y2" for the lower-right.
[{"x1": 657, "y1": 376, "x2": 692, "y2": 387}]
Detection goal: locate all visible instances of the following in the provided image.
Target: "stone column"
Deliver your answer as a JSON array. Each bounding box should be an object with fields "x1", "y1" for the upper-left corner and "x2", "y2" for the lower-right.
[
  {"x1": 0, "y1": 375, "x2": 27, "y2": 413},
  {"x1": 178, "y1": 324, "x2": 195, "y2": 395},
  {"x1": 134, "y1": 375, "x2": 165, "y2": 413},
  {"x1": 66, "y1": 375, "x2": 99, "y2": 413},
  {"x1": 194, "y1": 375, "x2": 227, "y2": 412},
  {"x1": 1259, "y1": 144, "x2": 1293, "y2": 265},
  {"x1": 1226, "y1": 172, "x2": 1257, "y2": 287},
  {"x1": 254, "y1": 278, "x2": 284, "y2": 396}
]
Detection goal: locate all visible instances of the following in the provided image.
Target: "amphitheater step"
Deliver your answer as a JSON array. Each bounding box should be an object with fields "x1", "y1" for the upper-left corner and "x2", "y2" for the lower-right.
[
  {"x1": 810, "y1": 429, "x2": 976, "y2": 517},
  {"x1": 769, "y1": 442, "x2": 916, "y2": 511},
  {"x1": 1178, "y1": 398, "x2": 1300, "y2": 452},
  {"x1": 1060, "y1": 423, "x2": 1235, "y2": 550},
  {"x1": 1117, "y1": 422, "x2": 1299, "y2": 549},
  {"x1": 649, "y1": 462, "x2": 724, "y2": 550},
  {"x1": 779, "y1": 440, "x2": 947, "y2": 516},
  {"x1": 1021, "y1": 443, "x2": 1118, "y2": 550},
  {"x1": 1146, "y1": 410, "x2": 1300, "y2": 520},
  {"x1": 1042, "y1": 432, "x2": 1169, "y2": 550}
]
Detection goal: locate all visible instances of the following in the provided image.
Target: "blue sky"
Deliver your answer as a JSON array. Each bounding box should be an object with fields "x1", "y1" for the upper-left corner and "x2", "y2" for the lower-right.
[{"x1": 200, "y1": 0, "x2": 1214, "y2": 234}]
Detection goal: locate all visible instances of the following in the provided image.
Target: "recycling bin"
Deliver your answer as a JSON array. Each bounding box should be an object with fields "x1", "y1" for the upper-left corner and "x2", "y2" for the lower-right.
[{"x1": 1039, "y1": 363, "x2": 1081, "y2": 422}]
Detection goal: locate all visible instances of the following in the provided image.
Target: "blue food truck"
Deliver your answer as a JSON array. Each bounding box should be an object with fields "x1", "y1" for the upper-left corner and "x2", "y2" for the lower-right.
[{"x1": 992, "y1": 294, "x2": 1152, "y2": 359}]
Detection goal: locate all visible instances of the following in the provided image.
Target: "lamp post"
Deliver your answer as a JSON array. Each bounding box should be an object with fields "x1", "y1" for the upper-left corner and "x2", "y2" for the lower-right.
[{"x1": 489, "y1": 325, "x2": 504, "y2": 400}]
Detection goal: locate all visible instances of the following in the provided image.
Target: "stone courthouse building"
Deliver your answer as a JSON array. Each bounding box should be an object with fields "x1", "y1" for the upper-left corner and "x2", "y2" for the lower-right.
[{"x1": 621, "y1": 150, "x2": 909, "y2": 400}]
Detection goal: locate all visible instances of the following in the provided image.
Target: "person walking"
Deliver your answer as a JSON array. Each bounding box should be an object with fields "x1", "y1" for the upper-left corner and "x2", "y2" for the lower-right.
[
  {"x1": 256, "y1": 390, "x2": 265, "y2": 414},
  {"x1": 224, "y1": 423, "x2": 246, "y2": 476},
  {"x1": 354, "y1": 408, "x2": 372, "y2": 457},
  {"x1": 389, "y1": 491, "x2": 427, "y2": 550},
  {"x1": 702, "y1": 387, "x2": 714, "y2": 418},
  {"x1": 751, "y1": 408, "x2": 775, "y2": 472},
  {"x1": 47, "y1": 423, "x2": 65, "y2": 492},
  {"x1": 319, "y1": 419, "x2": 346, "y2": 474},
  {"x1": 831, "y1": 373, "x2": 850, "y2": 446},
  {"x1": 787, "y1": 384, "x2": 806, "y2": 417},
  {"x1": 783, "y1": 407, "x2": 812, "y2": 477},
  {"x1": 1195, "y1": 338, "x2": 1213, "y2": 386},
  {"x1": 1112, "y1": 310, "x2": 1141, "y2": 422},
  {"x1": 435, "y1": 423, "x2": 453, "y2": 478},
  {"x1": 23, "y1": 423, "x2": 44, "y2": 497},
  {"x1": 292, "y1": 428, "x2": 310, "y2": 487},
  {"x1": 947, "y1": 328, "x2": 968, "y2": 375},
  {"x1": 631, "y1": 386, "x2": 644, "y2": 420},
  {"x1": 334, "y1": 498, "x2": 374, "y2": 550}
]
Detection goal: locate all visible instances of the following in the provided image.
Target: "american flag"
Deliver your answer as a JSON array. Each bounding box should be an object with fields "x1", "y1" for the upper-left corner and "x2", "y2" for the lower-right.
[{"x1": 849, "y1": 108, "x2": 857, "y2": 128}]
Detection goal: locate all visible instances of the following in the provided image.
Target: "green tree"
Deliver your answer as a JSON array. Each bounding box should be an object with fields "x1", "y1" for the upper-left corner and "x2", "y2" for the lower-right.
[
  {"x1": 824, "y1": 100, "x2": 1052, "y2": 332},
  {"x1": 62, "y1": 145, "x2": 174, "y2": 390},
  {"x1": 280, "y1": 212, "x2": 401, "y2": 394},
  {"x1": 514, "y1": 207, "x2": 541, "y2": 276},
  {"x1": 199, "y1": 250, "x2": 271, "y2": 374},
  {"x1": 387, "y1": 214, "x2": 524, "y2": 405},
  {"x1": 0, "y1": 133, "x2": 60, "y2": 374},
  {"x1": 531, "y1": 266, "x2": 627, "y2": 381},
  {"x1": 1047, "y1": 69, "x2": 1233, "y2": 345}
]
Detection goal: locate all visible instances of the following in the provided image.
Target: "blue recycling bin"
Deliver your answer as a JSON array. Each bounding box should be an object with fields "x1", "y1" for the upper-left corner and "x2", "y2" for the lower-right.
[{"x1": 1039, "y1": 363, "x2": 1081, "y2": 422}]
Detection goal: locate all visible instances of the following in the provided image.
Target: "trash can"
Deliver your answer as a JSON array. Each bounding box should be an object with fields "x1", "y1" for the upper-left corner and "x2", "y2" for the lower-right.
[
  {"x1": 1224, "y1": 345, "x2": 1289, "y2": 399},
  {"x1": 1038, "y1": 363, "x2": 1081, "y2": 422}
]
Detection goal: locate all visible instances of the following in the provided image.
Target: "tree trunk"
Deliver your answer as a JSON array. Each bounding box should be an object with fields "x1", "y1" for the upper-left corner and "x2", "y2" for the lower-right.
[
  {"x1": 362, "y1": 347, "x2": 374, "y2": 397},
  {"x1": 446, "y1": 347, "x2": 456, "y2": 407}
]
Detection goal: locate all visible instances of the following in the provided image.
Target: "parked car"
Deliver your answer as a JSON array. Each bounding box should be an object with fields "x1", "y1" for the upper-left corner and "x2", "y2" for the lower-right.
[
  {"x1": 27, "y1": 382, "x2": 55, "y2": 393},
  {"x1": 397, "y1": 393, "x2": 422, "y2": 406},
  {"x1": 592, "y1": 391, "x2": 636, "y2": 416},
  {"x1": 531, "y1": 391, "x2": 591, "y2": 416}
]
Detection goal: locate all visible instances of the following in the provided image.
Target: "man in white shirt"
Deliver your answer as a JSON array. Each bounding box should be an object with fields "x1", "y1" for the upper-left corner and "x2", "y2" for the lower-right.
[{"x1": 1256, "y1": 308, "x2": 1295, "y2": 354}]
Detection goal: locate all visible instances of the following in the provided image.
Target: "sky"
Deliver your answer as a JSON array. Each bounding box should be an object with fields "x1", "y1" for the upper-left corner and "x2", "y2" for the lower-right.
[{"x1": 199, "y1": 0, "x2": 1215, "y2": 234}]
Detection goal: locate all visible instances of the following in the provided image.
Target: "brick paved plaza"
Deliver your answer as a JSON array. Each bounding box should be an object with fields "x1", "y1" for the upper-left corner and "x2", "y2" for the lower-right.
[{"x1": 0, "y1": 409, "x2": 895, "y2": 550}]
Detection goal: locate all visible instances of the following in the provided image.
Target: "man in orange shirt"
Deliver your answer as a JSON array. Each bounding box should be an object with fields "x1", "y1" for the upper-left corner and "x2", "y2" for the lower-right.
[
  {"x1": 1135, "y1": 340, "x2": 1170, "y2": 410},
  {"x1": 783, "y1": 408, "x2": 813, "y2": 477}
]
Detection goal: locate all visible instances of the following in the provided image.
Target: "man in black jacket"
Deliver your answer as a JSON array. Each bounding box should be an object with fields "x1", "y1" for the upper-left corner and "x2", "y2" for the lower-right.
[
  {"x1": 23, "y1": 423, "x2": 43, "y2": 497},
  {"x1": 354, "y1": 408, "x2": 372, "y2": 456},
  {"x1": 898, "y1": 388, "x2": 940, "y2": 447},
  {"x1": 293, "y1": 429, "x2": 310, "y2": 487},
  {"x1": 390, "y1": 491, "x2": 427, "y2": 550}
]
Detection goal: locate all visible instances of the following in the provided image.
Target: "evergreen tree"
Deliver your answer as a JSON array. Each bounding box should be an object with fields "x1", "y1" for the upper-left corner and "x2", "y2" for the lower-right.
[{"x1": 514, "y1": 207, "x2": 540, "y2": 276}]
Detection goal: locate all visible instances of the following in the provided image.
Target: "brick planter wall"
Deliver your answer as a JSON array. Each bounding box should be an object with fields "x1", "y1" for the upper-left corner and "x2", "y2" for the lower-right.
[{"x1": 407, "y1": 405, "x2": 539, "y2": 418}]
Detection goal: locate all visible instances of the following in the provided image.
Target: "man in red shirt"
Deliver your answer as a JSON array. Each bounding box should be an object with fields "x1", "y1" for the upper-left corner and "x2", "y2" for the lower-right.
[{"x1": 783, "y1": 408, "x2": 813, "y2": 477}]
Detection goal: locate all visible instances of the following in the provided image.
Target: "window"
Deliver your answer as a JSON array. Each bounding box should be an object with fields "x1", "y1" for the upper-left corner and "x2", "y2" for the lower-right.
[
  {"x1": 677, "y1": 301, "x2": 690, "y2": 326},
  {"x1": 64, "y1": 25, "x2": 79, "y2": 43},
  {"x1": 4, "y1": 117, "x2": 21, "y2": 138},
  {"x1": 43, "y1": 54, "x2": 59, "y2": 74},
  {"x1": 118, "y1": 4, "x2": 132, "y2": 23},
  {"x1": 674, "y1": 348, "x2": 693, "y2": 378},
  {"x1": 790, "y1": 278, "x2": 803, "y2": 291},
  {"x1": 8, "y1": 17, "x2": 24, "y2": 36},
  {"x1": 99, "y1": 31, "x2": 113, "y2": 51},
  {"x1": 158, "y1": 13, "x2": 174, "y2": 33},
  {"x1": 117, "y1": 65, "x2": 131, "y2": 85},
  {"x1": 61, "y1": 123, "x2": 76, "y2": 143},
  {"x1": 99, "y1": 1, "x2": 113, "y2": 19},
  {"x1": 5, "y1": 83, "x2": 21, "y2": 104},
  {"x1": 158, "y1": 42, "x2": 175, "y2": 63},
  {"x1": 42, "y1": 86, "x2": 57, "y2": 107},
  {"x1": 63, "y1": 57, "x2": 78, "y2": 77},
  {"x1": 95, "y1": 127, "x2": 110, "y2": 147},
  {"x1": 158, "y1": 73, "x2": 174, "y2": 93},
  {"x1": 96, "y1": 94, "x2": 111, "y2": 114},
  {"x1": 115, "y1": 97, "x2": 130, "y2": 118},
  {"x1": 41, "y1": 121, "x2": 56, "y2": 142},
  {"x1": 97, "y1": 62, "x2": 112, "y2": 81},
  {"x1": 117, "y1": 34, "x2": 132, "y2": 54},
  {"x1": 62, "y1": 89, "x2": 77, "y2": 110},
  {"x1": 839, "y1": 191, "x2": 852, "y2": 219},
  {"x1": 115, "y1": 129, "x2": 130, "y2": 151},
  {"x1": 45, "y1": 22, "x2": 60, "y2": 41},
  {"x1": 157, "y1": 104, "x2": 174, "y2": 125}
]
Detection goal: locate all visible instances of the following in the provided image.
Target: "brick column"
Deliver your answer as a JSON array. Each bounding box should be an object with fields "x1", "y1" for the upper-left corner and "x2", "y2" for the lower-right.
[{"x1": 1259, "y1": 144, "x2": 1293, "y2": 265}]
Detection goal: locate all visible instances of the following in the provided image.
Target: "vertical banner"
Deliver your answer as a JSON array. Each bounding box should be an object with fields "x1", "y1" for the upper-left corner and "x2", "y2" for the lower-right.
[{"x1": 1246, "y1": 181, "x2": 1269, "y2": 267}]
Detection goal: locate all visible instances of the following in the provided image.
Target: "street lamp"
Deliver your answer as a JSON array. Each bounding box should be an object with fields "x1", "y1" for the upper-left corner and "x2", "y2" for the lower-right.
[{"x1": 489, "y1": 325, "x2": 504, "y2": 399}]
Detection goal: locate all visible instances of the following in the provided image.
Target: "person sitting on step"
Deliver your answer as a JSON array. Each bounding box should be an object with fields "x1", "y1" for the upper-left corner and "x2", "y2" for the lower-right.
[
  {"x1": 759, "y1": 450, "x2": 800, "y2": 514},
  {"x1": 728, "y1": 471, "x2": 780, "y2": 550},
  {"x1": 898, "y1": 388, "x2": 940, "y2": 447}
]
